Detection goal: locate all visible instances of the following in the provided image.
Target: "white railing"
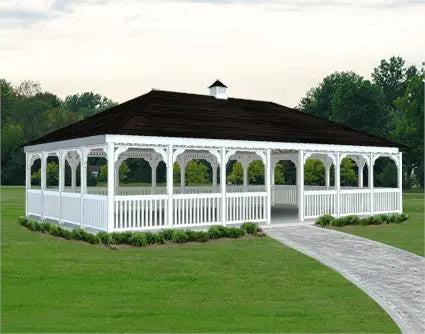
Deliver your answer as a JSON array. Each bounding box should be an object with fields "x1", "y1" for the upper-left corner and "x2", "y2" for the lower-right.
[
  {"x1": 27, "y1": 185, "x2": 402, "y2": 230},
  {"x1": 61, "y1": 192, "x2": 80, "y2": 225},
  {"x1": 27, "y1": 189, "x2": 42, "y2": 216},
  {"x1": 174, "y1": 186, "x2": 219, "y2": 194},
  {"x1": 67, "y1": 185, "x2": 267, "y2": 195},
  {"x1": 226, "y1": 192, "x2": 267, "y2": 223},
  {"x1": 340, "y1": 189, "x2": 370, "y2": 216},
  {"x1": 43, "y1": 190, "x2": 60, "y2": 220},
  {"x1": 114, "y1": 195, "x2": 168, "y2": 231},
  {"x1": 173, "y1": 193, "x2": 221, "y2": 227},
  {"x1": 82, "y1": 194, "x2": 108, "y2": 231},
  {"x1": 304, "y1": 190, "x2": 337, "y2": 219},
  {"x1": 374, "y1": 188, "x2": 401, "y2": 213},
  {"x1": 226, "y1": 185, "x2": 266, "y2": 193},
  {"x1": 273, "y1": 185, "x2": 297, "y2": 205}
]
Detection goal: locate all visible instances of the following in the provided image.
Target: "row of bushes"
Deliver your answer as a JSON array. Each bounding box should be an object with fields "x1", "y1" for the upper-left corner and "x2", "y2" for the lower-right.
[
  {"x1": 18, "y1": 217, "x2": 262, "y2": 247},
  {"x1": 315, "y1": 213, "x2": 408, "y2": 227}
]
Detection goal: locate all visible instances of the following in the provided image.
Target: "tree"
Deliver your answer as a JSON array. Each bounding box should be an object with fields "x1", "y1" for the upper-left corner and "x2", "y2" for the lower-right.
[
  {"x1": 64, "y1": 92, "x2": 116, "y2": 119},
  {"x1": 391, "y1": 70, "x2": 424, "y2": 187},
  {"x1": 304, "y1": 160, "x2": 325, "y2": 185},
  {"x1": 227, "y1": 160, "x2": 268, "y2": 185},
  {"x1": 98, "y1": 162, "x2": 129, "y2": 184},
  {"x1": 274, "y1": 163, "x2": 285, "y2": 184},
  {"x1": 372, "y1": 56, "x2": 416, "y2": 108},
  {"x1": 185, "y1": 160, "x2": 210, "y2": 185},
  {"x1": 0, "y1": 79, "x2": 118, "y2": 185},
  {"x1": 1, "y1": 79, "x2": 15, "y2": 123},
  {"x1": 227, "y1": 161, "x2": 243, "y2": 184},
  {"x1": 248, "y1": 161, "x2": 264, "y2": 184},
  {"x1": 340, "y1": 159, "x2": 357, "y2": 187},
  {"x1": 299, "y1": 72, "x2": 386, "y2": 136},
  {"x1": 15, "y1": 80, "x2": 41, "y2": 97}
]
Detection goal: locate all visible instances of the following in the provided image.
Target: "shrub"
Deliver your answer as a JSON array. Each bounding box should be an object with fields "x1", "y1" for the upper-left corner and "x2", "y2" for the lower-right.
[
  {"x1": 97, "y1": 232, "x2": 112, "y2": 245},
  {"x1": 19, "y1": 218, "x2": 258, "y2": 247},
  {"x1": 85, "y1": 233, "x2": 100, "y2": 244},
  {"x1": 49, "y1": 225, "x2": 61, "y2": 237},
  {"x1": 40, "y1": 222, "x2": 51, "y2": 233},
  {"x1": 71, "y1": 228, "x2": 86, "y2": 240},
  {"x1": 208, "y1": 226, "x2": 223, "y2": 239},
  {"x1": 378, "y1": 214, "x2": 389, "y2": 223},
  {"x1": 344, "y1": 215, "x2": 360, "y2": 225},
  {"x1": 26, "y1": 220, "x2": 37, "y2": 231},
  {"x1": 315, "y1": 214, "x2": 335, "y2": 227},
  {"x1": 60, "y1": 228, "x2": 73, "y2": 240},
  {"x1": 400, "y1": 213, "x2": 408, "y2": 222},
  {"x1": 184, "y1": 230, "x2": 209, "y2": 242},
  {"x1": 331, "y1": 217, "x2": 346, "y2": 227},
  {"x1": 371, "y1": 215, "x2": 382, "y2": 225},
  {"x1": 110, "y1": 231, "x2": 133, "y2": 244},
  {"x1": 152, "y1": 232, "x2": 165, "y2": 244},
  {"x1": 226, "y1": 227, "x2": 246, "y2": 238},
  {"x1": 316, "y1": 212, "x2": 409, "y2": 227},
  {"x1": 171, "y1": 230, "x2": 189, "y2": 243},
  {"x1": 129, "y1": 233, "x2": 148, "y2": 247},
  {"x1": 193, "y1": 231, "x2": 209, "y2": 242},
  {"x1": 241, "y1": 222, "x2": 261, "y2": 234},
  {"x1": 158, "y1": 229, "x2": 176, "y2": 241},
  {"x1": 144, "y1": 232, "x2": 159, "y2": 245}
]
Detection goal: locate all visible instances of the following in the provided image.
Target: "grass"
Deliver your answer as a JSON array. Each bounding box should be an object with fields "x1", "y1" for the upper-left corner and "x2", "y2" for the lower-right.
[
  {"x1": 330, "y1": 193, "x2": 424, "y2": 256},
  {"x1": 1, "y1": 186, "x2": 398, "y2": 333}
]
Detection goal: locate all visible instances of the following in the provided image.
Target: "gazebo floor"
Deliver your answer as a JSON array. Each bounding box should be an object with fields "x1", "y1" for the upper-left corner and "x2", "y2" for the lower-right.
[{"x1": 267, "y1": 204, "x2": 314, "y2": 227}]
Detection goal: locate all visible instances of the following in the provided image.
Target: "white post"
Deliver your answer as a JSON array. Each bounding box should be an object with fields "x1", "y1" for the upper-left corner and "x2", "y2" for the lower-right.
[
  {"x1": 325, "y1": 163, "x2": 331, "y2": 189},
  {"x1": 242, "y1": 163, "x2": 248, "y2": 192},
  {"x1": 180, "y1": 161, "x2": 186, "y2": 193},
  {"x1": 80, "y1": 147, "x2": 87, "y2": 228},
  {"x1": 25, "y1": 154, "x2": 30, "y2": 216},
  {"x1": 58, "y1": 150, "x2": 64, "y2": 224},
  {"x1": 114, "y1": 159, "x2": 121, "y2": 192},
  {"x1": 358, "y1": 161, "x2": 365, "y2": 188},
  {"x1": 297, "y1": 150, "x2": 304, "y2": 222},
  {"x1": 335, "y1": 153, "x2": 341, "y2": 218},
  {"x1": 71, "y1": 153, "x2": 77, "y2": 192},
  {"x1": 40, "y1": 152, "x2": 46, "y2": 220},
  {"x1": 212, "y1": 162, "x2": 218, "y2": 191},
  {"x1": 265, "y1": 149, "x2": 271, "y2": 224},
  {"x1": 107, "y1": 143, "x2": 115, "y2": 232},
  {"x1": 167, "y1": 145, "x2": 174, "y2": 226},
  {"x1": 369, "y1": 153, "x2": 374, "y2": 216},
  {"x1": 271, "y1": 162, "x2": 275, "y2": 206},
  {"x1": 397, "y1": 152, "x2": 403, "y2": 212},
  {"x1": 220, "y1": 147, "x2": 226, "y2": 226},
  {"x1": 150, "y1": 161, "x2": 157, "y2": 195}
]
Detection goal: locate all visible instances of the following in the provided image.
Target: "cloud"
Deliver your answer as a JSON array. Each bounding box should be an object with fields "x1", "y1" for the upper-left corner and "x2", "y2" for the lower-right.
[
  {"x1": 186, "y1": 0, "x2": 424, "y2": 9},
  {"x1": 0, "y1": 10, "x2": 48, "y2": 22},
  {"x1": 0, "y1": 0, "x2": 424, "y2": 106}
]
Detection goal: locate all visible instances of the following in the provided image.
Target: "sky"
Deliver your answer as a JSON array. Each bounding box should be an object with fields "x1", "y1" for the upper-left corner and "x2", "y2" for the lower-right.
[{"x1": 1, "y1": 0, "x2": 424, "y2": 107}]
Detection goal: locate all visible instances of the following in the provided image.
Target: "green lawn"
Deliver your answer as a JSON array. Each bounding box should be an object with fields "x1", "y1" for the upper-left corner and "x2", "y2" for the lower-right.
[
  {"x1": 331, "y1": 193, "x2": 424, "y2": 256},
  {"x1": 1, "y1": 187, "x2": 398, "y2": 333}
]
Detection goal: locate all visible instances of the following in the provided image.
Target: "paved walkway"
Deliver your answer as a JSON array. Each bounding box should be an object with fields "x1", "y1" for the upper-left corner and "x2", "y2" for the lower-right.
[{"x1": 266, "y1": 226, "x2": 425, "y2": 333}]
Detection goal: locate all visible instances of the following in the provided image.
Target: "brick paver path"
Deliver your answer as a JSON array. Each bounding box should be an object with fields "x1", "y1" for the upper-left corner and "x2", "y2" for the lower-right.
[{"x1": 266, "y1": 226, "x2": 425, "y2": 333}]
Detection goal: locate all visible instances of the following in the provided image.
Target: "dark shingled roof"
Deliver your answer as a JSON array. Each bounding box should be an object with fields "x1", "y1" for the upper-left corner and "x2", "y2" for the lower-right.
[{"x1": 25, "y1": 89, "x2": 397, "y2": 147}]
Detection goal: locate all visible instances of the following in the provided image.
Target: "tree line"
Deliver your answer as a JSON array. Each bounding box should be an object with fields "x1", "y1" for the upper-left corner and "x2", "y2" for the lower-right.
[{"x1": 1, "y1": 56, "x2": 423, "y2": 188}]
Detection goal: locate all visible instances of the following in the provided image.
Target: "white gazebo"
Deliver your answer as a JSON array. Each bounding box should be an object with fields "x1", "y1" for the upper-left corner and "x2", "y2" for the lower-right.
[{"x1": 24, "y1": 81, "x2": 403, "y2": 232}]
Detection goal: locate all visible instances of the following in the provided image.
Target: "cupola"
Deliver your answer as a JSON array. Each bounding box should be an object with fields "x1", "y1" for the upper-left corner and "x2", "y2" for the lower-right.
[{"x1": 208, "y1": 80, "x2": 228, "y2": 99}]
